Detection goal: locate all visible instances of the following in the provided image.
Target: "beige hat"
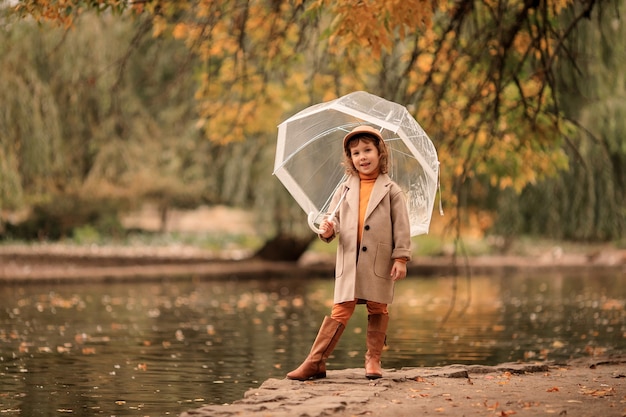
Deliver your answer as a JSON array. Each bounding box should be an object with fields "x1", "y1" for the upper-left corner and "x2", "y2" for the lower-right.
[{"x1": 342, "y1": 125, "x2": 384, "y2": 152}]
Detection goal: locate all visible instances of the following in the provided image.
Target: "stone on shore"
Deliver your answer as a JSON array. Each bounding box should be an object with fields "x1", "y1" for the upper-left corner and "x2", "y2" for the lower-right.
[{"x1": 181, "y1": 357, "x2": 625, "y2": 417}]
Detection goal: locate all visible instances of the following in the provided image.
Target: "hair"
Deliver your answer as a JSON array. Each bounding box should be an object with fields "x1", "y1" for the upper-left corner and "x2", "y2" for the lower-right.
[{"x1": 343, "y1": 134, "x2": 389, "y2": 175}]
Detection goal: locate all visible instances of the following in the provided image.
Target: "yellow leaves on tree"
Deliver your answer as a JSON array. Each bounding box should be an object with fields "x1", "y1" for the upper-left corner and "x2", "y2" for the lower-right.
[
  {"x1": 14, "y1": 0, "x2": 132, "y2": 28},
  {"x1": 226, "y1": 7, "x2": 560, "y2": 209},
  {"x1": 314, "y1": 0, "x2": 435, "y2": 58},
  {"x1": 153, "y1": 1, "x2": 311, "y2": 144},
  {"x1": 14, "y1": 0, "x2": 77, "y2": 29},
  {"x1": 11, "y1": 0, "x2": 592, "y2": 208},
  {"x1": 436, "y1": 70, "x2": 569, "y2": 193}
]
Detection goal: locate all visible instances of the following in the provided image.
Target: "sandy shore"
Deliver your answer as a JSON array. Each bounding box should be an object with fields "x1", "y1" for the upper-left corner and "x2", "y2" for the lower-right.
[{"x1": 181, "y1": 357, "x2": 626, "y2": 417}]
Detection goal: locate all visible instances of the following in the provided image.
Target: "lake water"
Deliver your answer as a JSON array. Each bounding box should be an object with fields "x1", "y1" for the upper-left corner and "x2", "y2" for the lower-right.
[{"x1": 1, "y1": 270, "x2": 624, "y2": 416}]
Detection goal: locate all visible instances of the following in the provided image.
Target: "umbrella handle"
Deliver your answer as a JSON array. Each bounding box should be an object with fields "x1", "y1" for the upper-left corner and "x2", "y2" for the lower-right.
[
  {"x1": 307, "y1": 187, "x2": 349, "y2": 235},
  {"x1": 307, "y1": 212, "x2": 324, "y2": 234}
]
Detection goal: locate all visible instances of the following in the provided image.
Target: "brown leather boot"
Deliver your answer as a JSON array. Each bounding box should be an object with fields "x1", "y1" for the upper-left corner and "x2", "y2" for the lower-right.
[
  {"x1": 287, "y1": 316, "x2": 345, "y2": 381},
  {"x1": 364, "y1": 314, "x2": 389, "y2": 379}
]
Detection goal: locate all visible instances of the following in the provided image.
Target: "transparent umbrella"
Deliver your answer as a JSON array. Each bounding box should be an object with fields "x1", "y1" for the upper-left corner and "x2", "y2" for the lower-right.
[{"x1": 274, "y1": 91, "x2": 441, "y2": 236}]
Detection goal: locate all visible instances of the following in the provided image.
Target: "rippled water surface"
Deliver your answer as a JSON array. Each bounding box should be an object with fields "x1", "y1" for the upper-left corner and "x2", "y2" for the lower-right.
[{"x1": 1, "y1": 270, "x2": 624, "y2": 416}]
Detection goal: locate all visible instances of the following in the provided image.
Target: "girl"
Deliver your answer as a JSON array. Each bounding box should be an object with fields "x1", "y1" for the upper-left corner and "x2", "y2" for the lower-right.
[{"x1": 287, "y1": 125, "x2": 412, "y2": 381}]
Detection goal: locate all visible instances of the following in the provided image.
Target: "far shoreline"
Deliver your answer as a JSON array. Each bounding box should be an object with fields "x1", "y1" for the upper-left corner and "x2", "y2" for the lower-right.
[{"x1": 0, "y1": 242, "x2": 624, "y2": 283}]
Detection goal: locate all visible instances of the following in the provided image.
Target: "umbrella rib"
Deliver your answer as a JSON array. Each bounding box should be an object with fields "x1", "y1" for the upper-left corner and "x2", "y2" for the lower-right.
[
  {"x1": 332, "y1": 104, "x2": 399, "y2": 133},
  {"x1": 273, "y1": 125, "x2": 355, "y2": 172},
  {"x1": 391, "y1": 131, "x2": 438, "y2": 182}
]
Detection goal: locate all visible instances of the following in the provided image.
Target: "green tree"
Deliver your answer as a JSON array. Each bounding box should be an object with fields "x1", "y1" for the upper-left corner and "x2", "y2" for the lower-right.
[
  {"x1": 493, "y1": 1, "x2": 626, "y2": 242},
  {"x1": 0, "y1": 12, "x2": 205, "y2": 237}
]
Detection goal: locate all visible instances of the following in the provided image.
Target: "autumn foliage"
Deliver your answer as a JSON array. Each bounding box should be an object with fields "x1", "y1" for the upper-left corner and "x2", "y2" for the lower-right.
[{"x1": 7, "y1": 0, "x2": 624, "y2": 240}]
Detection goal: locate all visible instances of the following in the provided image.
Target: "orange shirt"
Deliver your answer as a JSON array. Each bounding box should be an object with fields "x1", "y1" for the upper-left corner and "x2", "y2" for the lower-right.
[{"x1": 358, "y1": 174, "x2": 377, "y2": 245}]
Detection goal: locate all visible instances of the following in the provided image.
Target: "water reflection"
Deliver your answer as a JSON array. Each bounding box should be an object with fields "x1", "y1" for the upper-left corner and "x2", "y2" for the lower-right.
[{"x1": 1, "y1": 271, "x2": 624, "y2": 416}]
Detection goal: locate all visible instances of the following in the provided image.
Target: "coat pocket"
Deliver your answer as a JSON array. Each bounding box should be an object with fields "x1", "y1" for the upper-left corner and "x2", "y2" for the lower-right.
[{"x1": 374, "y1": 242, "x2": 393, "y2": 279}]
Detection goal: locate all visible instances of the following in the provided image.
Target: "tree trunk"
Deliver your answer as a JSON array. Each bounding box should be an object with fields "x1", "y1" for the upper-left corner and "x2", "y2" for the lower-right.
[{"x1": 254, "y1": 233, "x2": 315, "y2": 261}]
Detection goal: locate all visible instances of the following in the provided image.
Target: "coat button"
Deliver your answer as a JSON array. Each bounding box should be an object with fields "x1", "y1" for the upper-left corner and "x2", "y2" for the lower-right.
[
  {"x1": 364, "y1": 225, "x2": 370, "y2": 231},
  {"x1": 362, "y1": 246, "x2": 367, "y2": 252}
]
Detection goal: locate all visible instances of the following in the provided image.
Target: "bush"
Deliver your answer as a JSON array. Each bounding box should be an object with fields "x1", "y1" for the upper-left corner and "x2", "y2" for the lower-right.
[{"x1": 0, "y1": 194, "x2": 127, "y2": 241}]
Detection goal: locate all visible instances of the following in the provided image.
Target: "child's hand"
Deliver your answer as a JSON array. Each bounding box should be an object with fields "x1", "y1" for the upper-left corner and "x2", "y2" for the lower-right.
[
  {"x1": 390, "y1": 260, "x2": 407, "y2": 281},
  {"x1": 319, "y1": 218, "x2": 334, "y2": 238}
]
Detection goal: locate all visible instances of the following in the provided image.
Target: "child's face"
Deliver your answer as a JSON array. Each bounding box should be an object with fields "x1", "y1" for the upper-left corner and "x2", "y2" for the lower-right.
[{"x1": 349, "y1": 137, "x2": 381, "y2": 176}]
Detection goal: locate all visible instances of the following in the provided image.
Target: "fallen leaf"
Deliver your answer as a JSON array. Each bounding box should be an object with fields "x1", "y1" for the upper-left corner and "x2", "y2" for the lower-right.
[
  {"x1": 580, "y1": 387, "x2": 615, "y2": 397},
  {"x1": 485, "y1": 401, "x2": 499, "y2": 410},
  {"x1": 601, "y1": 298, "x2": 624, "y2": 310},
  {"x1": 547, "y1": 387, "x2": 560, "y2": 392}
]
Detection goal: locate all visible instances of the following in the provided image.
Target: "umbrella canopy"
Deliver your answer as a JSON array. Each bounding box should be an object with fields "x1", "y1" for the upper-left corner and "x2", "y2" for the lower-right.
[{"x1": 274, "y1": 91, "x2": 440, "y2": 236}]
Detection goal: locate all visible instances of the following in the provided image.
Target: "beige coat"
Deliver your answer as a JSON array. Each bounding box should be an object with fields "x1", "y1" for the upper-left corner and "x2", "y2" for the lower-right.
[{"x1": 322, "y1": 173, "x2": 412, "y2": 304}]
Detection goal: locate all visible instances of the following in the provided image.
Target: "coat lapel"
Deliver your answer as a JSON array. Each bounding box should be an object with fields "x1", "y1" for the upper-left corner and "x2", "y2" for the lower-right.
[{"x1": 344, "y1": 175, "x2": 360, "y2": 213}]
